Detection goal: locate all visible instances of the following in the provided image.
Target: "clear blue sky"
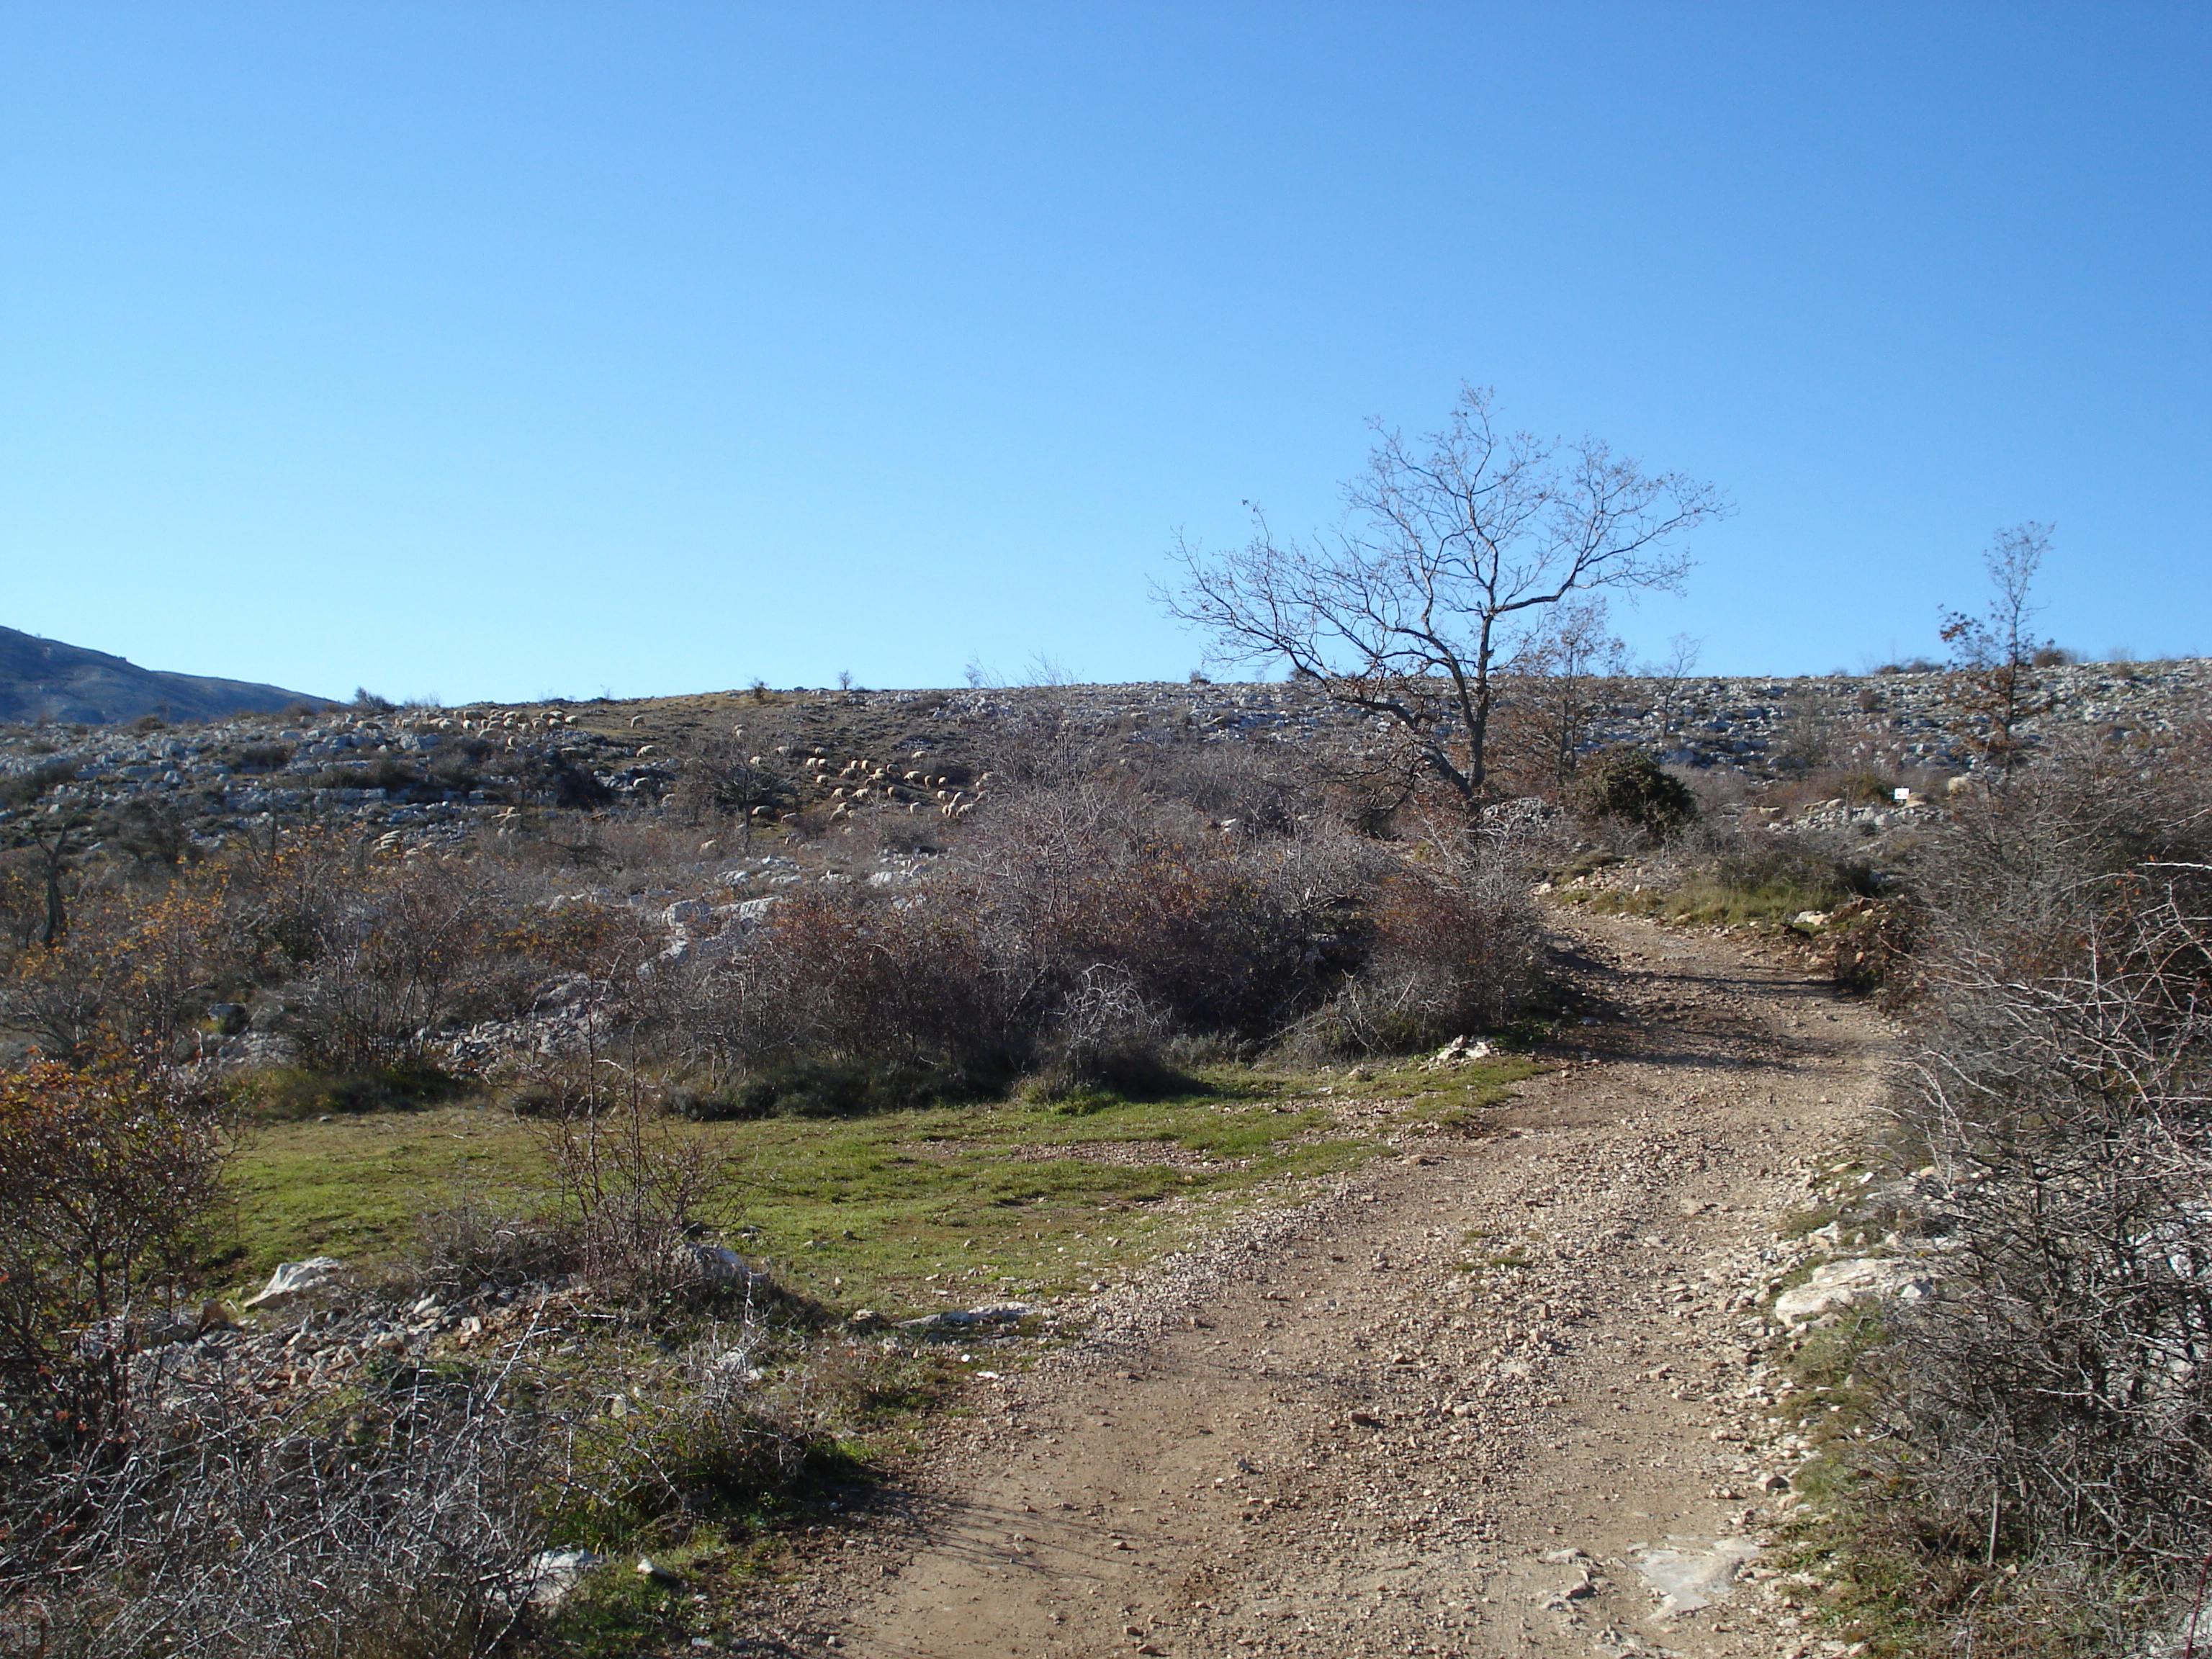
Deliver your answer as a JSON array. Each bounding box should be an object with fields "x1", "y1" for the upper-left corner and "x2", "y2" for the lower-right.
[{"x1": 4, "y1": 4, "x2": 2206, "y2": 702}]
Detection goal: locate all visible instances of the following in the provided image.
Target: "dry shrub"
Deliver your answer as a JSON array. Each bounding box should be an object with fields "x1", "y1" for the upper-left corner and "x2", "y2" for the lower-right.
[
  {"x1": 0, "y1": 880, "x2": 242, "y2": 1062},
  {"x1": 1853, "y1": 739, "x2": 2212, "y2": 1642},
  {"x1": 700, "y1": 772, "x2": 1539, "y2": 1084},
  {"x1": 229, "y1": 826, "x2": 356, "y2": 968},
  {"x1": 13, "y1": 1352, "x2": 549, "y2": 1659},
  {"x1": 523, "y1": 1071, "x2": 750, "y2": 1306},
  {"x1": 232, "y1": 842, "x2": 629, "y2": 1077},
  {"x1": 708, "y1": 884, "x2": 1015, "y2": 1089},
  {"x1": 284, "y1": 856, "x2": 508, "y2": 1072},
  {"x1": 410, "y1": 1186, "x2": 577, "y2": 1298},
  {"x1": 0, "y1": 849, "x2": 50, "y2": 953},
  {"x1": 0, "y1": 1058, "x2": 225, "y2": 1473},
  {"x1": 1023, "y1": 965, "x2": 1184, "y2": 1097},
  {"x1": 1331, "y1": 867, "x2": 1541, "y2": 1051},
  {"x1": 417, "y1": 1065, "x2": 755, "y2": 1307}
]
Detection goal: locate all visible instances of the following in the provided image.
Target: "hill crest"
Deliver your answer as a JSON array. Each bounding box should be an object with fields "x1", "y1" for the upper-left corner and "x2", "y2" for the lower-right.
[{"x1": 0, "y1": 626, "x2": 323, "y2": 724}]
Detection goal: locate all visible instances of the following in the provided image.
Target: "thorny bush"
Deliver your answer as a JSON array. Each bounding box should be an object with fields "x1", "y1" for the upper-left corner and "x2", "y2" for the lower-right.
[
  {"x1": 7, "y1": 1357, "x2": 549, "y2": 1659},
  {"x1": 1853, "y1": 737, "x2": 2212, "y2": 1645}
]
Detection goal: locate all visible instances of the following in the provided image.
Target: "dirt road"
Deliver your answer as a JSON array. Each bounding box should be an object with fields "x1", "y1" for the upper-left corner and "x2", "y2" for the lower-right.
[{"x1": 753, "y1": 911, "x2": 1892, "y2": 1658}]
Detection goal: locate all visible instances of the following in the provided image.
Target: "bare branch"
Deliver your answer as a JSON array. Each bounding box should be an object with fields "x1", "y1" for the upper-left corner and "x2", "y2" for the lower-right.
[{"x1": 1158, "y1": 385, "x2": 1727, "y2": 806}]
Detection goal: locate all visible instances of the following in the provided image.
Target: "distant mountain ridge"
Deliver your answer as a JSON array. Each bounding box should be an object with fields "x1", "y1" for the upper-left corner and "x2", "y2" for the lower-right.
[{"x1": 0, "y1": 626, "x2": 325, "y2": 724}]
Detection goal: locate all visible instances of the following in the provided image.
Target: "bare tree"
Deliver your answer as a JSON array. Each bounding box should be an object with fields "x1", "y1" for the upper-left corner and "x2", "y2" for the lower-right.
[
  {"x1": 1159, "y1": 385, "x2": 1725, "y2": 807},
  {"x1": 1941, "y1": 522, "x2": 2058, "y2": 782},
  {"x1": 1494, "y1": 593, "x2": 1628, "y2": 791},
  {"x1": 30, "y1": 815, "x2": 84, "y2": 949},
  {"x1": 1637, "y1": 631, "x2": 1703, "y2": 735}
]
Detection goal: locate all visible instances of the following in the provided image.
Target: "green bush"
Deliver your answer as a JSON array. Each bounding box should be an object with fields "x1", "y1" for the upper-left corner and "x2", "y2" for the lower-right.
[
  {"x1": 1571, "y1": 747, "x2": 1699, "y2": 837},
  {"x1": 673, "y1": 1058, "x2": 984, "y2": 1120}
]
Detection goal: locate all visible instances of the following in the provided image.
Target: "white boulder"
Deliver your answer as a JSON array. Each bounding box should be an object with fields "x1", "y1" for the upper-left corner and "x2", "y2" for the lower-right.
[
  {"x1": 245, "y1": 1256, "x2": 346, "y2": 1305},
  {"x1": 1773, "y1": 1256, "x2": 1934, "y2": 1326}
]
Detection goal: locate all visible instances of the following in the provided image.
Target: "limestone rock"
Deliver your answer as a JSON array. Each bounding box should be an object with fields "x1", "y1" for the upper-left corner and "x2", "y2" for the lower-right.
[
  {"x1": 1425, "y1": 1034, "x2": 1496, "y2": 1070},
  {"x1": 1773, "y1": 1256, "x2": 1933, "y2": 1325},
  {"x1": 668, "y1": 1242, "x2": 770, "y2": 1290},
  {"x1": 246, "y1": 1256, "x2": 346, "y2": 1305},
  {"x1": 521, "y1": 1549, "x2": 604, "y2": 1608},
  {"x1": 896, "y1": 1303, "x2": 1035, "y2": 1337}
]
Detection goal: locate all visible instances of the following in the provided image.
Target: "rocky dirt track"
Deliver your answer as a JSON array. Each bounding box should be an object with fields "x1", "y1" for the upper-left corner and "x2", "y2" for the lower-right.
[{"x1": 744, "y1": 911, "x2": 1892, "y2": 1658}]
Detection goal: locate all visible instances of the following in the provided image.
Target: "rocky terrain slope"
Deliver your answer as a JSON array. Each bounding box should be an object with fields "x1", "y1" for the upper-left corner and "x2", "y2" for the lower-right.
[{"x1": 3, "y1": 660, "x2": 2204, "y2": 860}]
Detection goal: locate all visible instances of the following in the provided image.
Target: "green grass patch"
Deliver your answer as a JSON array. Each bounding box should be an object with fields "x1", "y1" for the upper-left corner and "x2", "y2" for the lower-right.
[{"x1": 219, "y1": 1057, "x2": 1539, "y2": 1318}]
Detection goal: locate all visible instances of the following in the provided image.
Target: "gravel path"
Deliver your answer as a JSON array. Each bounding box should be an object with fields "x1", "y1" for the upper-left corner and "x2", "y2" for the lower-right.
[{"x1": 742, "y1": 910, "x2": 1892, "y2": 1658}]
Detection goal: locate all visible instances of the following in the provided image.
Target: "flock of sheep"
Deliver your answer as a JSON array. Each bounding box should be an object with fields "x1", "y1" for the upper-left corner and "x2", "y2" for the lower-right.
[{"x1": 793, "y1": 748, "x2": 992, "y2": 821}]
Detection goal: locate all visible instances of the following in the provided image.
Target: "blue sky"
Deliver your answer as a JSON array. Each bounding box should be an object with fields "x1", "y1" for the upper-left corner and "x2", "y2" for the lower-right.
[{"x1": 4, "y1": 3, "x2": 2206, "y2": 702}]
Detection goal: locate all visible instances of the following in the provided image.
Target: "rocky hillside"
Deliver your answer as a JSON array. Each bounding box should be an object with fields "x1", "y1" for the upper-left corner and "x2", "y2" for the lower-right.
[
  {"x1": 0, "y1": 660, "x2": 2203, "y2": 860},
  {"x1": 0, "y1": 626, "x2": 322, "y2": 725}
]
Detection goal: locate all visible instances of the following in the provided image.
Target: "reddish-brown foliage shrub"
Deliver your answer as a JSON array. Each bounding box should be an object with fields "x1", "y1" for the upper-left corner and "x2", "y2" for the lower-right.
[{"x1": 0, "y1": 1058, "x2": 225, "y2": 1462}]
